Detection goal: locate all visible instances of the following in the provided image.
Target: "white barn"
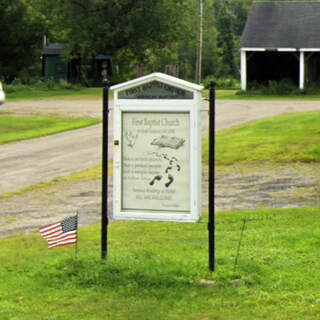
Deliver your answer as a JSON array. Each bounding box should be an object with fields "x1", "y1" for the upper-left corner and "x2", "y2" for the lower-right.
[{"x1": 240, "y1": 2, "x2": 320, "y2": 90}]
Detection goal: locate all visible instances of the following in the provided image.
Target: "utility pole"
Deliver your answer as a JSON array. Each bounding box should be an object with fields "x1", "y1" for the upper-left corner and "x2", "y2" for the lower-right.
[{"x1": 196, "y1": 0, "x2": 203, "y2": 84}]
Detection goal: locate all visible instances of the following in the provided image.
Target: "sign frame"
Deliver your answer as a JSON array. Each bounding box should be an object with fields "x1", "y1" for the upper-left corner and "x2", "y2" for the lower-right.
[{"x1": 111, "y1": 73, "x2": 202, "y2": 223}]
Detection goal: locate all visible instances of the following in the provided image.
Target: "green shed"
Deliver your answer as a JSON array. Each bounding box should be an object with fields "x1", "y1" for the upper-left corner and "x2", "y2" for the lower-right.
[
  {"x1": 42, "y1": 43, "x2": 68, "y2": 82},
  {"x1": 42, "y1": 43, "x2": 112, "y2": 84}
]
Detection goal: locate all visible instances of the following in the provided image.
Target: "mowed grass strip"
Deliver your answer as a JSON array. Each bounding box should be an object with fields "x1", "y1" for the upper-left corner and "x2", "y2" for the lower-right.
[
  {"x1": 5, "y1": 87, "x2": 102, "y2": 101},
  {"x1": 203, "y1": 89, "x2": 320, "y2": 100},
  {"x1": 0, "y1": 116, "x2": 100, "y2": 144},
  {"x1": 1, "y1": 207, "x2": 320, "y2": 319},
  {"x1": 203, "y1": 111, "x2": 320, "y2": 165}
]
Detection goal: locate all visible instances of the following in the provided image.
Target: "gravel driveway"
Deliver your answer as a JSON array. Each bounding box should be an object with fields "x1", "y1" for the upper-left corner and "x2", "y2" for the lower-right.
[{"x1": 1, "y1": 98, "x2": 320, "y2": 236}]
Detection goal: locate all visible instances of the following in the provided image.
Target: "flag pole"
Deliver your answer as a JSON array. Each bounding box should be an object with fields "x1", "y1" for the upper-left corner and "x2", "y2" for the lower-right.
[{"x1": 75, "y1": 211, "x2": 79, "y2": 260}]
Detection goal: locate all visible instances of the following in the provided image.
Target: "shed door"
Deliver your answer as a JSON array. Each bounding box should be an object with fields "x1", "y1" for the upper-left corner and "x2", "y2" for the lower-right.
[{"x1": 45, "y1": 56, "x2": 68, "y2": 82}]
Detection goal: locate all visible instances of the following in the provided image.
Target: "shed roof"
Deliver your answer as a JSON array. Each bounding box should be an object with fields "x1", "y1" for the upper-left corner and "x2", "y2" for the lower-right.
[
  {"x1": 42, "y1": 43, "x2": 64, "y2": 55},
  {"x1": 240, "y1": 2, "x2": 320, "y2": 49},
  {"x1": 95, "y1": 55, "x2": 112, "y2": 61}
]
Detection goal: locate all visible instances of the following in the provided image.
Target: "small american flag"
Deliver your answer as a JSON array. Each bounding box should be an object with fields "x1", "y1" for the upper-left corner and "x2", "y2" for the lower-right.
[{"x1": 40, "y1": 215, "x2": 78, "y2": 249}]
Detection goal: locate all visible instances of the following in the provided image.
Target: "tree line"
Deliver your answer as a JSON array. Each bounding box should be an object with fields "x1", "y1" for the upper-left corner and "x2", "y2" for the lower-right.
[{"x1": 0, "y1": 0, "x2": 300, "y2": 84}]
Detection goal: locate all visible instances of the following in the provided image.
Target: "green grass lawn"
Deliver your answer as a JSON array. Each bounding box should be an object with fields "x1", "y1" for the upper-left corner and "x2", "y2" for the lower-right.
[
  {"x1": 204, "y1": 89, "x2": 320, "y2": 100},
  {"x1": 1, "y1": 207, "x2": 320, "y2": 319},
  {"x1": 5, "y1": 85, "x2": 320, "y2": 102},
  {"x1": 5, "y1": 87, "x2": 103, "y2": 101},
  {"x1": 1, "y1": 104, "x2": 320, "y2": 318},
  {"x1": 203, "y1": 111, "x2": 320, "y2": 165},
  {"x1": 0, "y1": 116, "x2": 100, "y2": 144}
]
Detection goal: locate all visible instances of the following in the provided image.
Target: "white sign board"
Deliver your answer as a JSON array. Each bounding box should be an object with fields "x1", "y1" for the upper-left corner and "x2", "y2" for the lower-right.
[
  {"x1": 111, "y1": 73, "x2": 202, "y2": 222},
  {"x1": 122, "y1": 111, "x2": 190, "y2": 212}
]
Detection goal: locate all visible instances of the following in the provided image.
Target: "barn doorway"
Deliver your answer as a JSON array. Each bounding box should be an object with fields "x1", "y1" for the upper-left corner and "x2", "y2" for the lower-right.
[
  {"x1": 247, "y1": 51, "x2": 299, "y2": 87},
  {"x1": 306, "y1": 52, "x2": 320, "y2": 84}
]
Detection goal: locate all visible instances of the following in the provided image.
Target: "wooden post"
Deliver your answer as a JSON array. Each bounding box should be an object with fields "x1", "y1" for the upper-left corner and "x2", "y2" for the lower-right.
[
  {"x1": 241, "y1": 50, "x2": 247, "y2": 91},
  {"x1": 299, "y1": 51, "x2": 305, "y2": 90}
]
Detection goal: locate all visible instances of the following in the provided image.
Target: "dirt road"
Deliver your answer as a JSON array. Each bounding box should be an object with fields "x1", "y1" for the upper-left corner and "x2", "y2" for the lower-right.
[
  {"x1": 2, "y1": 98, "x2": 320, "y2": 194},
  {"x1": 1, "y1": 98, "x2": 320, "y2": 236},
  {"x1": 0, "y1": 100, "x2": 104, "y2": 194}
]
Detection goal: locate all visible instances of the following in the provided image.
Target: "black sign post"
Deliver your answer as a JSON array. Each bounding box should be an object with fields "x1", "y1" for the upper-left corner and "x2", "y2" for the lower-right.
[
  {"x1": 208, "y1": 80, "x2": 216, "y2": 271},
  {"x1": 101, "y1": 71, "x2": 109, "y2": 260}
]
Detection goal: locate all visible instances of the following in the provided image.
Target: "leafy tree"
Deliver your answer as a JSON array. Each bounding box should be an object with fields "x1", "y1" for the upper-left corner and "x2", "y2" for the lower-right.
[
  {"x1": 36, "y1": 0, "x2": 189, "y2": 82},
  {"x1": 202, "y1": 0, "x2": 218, "y2": 79},
  {"x1": 0, "y1": 0, "x2": 47, "y2": 82},
  {"x1": 214, "y1": 0, "x2": 241, "y2": 78},
  {"x1": 5, "y1": 0, "x2": 299, "y2": 84}
]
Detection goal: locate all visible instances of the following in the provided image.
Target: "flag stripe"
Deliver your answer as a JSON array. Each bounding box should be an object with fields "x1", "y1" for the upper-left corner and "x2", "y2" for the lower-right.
[
  {"x1": 47, "y1": 233, "x2": 77, "y2": 243},
  {"x1": 48, "y1": 239, "x2": 77, "y2": 247},
  {"x1": 42, "y1": 228, "x2": 64, "y2": 239},
  {"x1": 39, "y1": 222, "x2": 61, "y2": 233},
  {"x1": 49, "y1": 239, "x2": 77, "y2": 249},
  {"x1": 46, "y1": 230, "x2": 75, "y2": 241},
  {"x1": 49, "y1": 235, "x2": 77, "y2": 244},
  {"x1": 47, "y1": 233, "x2": 77, "y2": 245},
  {"x1": 40, "y1": 224, "x2": 62, "y2": 234},
  {"x1": 41, "y1": 227, "x2": 63, "y2": 238}
]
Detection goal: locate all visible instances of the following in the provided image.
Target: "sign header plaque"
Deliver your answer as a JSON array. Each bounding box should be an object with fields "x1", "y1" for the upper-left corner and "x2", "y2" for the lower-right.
[
  {"x1": 118, "y1": 80, "x2": 193, "y2": 99},
  {"x1": 111, "y1": 73, "x2": 202, "y2": 222}
]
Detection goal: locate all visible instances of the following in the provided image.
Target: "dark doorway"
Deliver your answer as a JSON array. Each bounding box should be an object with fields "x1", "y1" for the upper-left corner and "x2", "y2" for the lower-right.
[
  {"x1": 306, "y1": 52, "x2": 320, "y2": 84},
  {"x1": 247, "y1": 52, "x2": 299, "y2": 86}
]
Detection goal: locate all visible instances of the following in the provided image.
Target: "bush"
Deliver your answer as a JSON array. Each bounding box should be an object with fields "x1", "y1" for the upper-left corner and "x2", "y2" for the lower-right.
[
  {"x1": 58, "y1": 80, "x2": 81, "y2": 91},
  {"x1": 261, "y1": 79, "x2": 299, "y2": 95},
  {"x1": 240, "y1": 79, "x2": 302, "y2": 96},
  {"x1": 3, "y1": 78, "x2": 82, "y2": 93},
  {"x1": 304, "y1": 82, "x2": 320, "y2": 94},
  {"x1": 3, "y1": 79, "x2": 30, "y2": 93},
  {"x1": 237, "y1": 79, "x2": 320, "y2": 96},
  {"x1": 202, "y1": 76, "x2": 240, "y2": 90},
  {"x1": 45, "y1": 78, "x2": 56, "y2": 90}
]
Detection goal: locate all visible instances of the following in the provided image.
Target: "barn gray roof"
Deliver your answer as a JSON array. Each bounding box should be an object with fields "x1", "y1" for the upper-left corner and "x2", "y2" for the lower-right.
[{"x1": 240, "y1": 2, "x2": 320, "y2": 49}]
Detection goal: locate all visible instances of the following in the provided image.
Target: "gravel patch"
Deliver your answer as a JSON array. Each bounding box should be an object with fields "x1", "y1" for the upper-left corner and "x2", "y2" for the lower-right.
[{"x1": 1, "y1": 163, "x2": 319, "y2": 237}]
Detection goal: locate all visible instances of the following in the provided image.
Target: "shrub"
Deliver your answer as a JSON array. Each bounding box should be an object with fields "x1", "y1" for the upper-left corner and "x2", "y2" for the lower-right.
[
  {"x1": 202, "y1": 76, "x2": 240, "y2": 90},
  {"x1": 261, "y1": 79, "x2": 299, "y2": 95},
  {"x1": 58, "y1": 80, "x2": 81, "y2": 91},
  {"x1": 304, "y1": 82, "x2": 320, "y2": 94},
  {"x1": 3, "y1": 77, "x2": 84, "y2": 92},
  {"x1": 241, "y1": 78, "x2": 302, "y2": 95}
]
